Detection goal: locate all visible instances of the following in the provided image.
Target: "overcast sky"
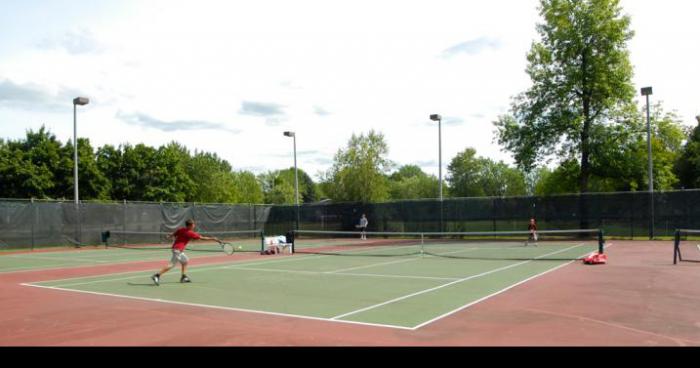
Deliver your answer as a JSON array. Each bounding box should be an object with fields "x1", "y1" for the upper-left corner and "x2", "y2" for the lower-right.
[{"x1": 1, "y1": 0, "x2": 698, "y2": 180}]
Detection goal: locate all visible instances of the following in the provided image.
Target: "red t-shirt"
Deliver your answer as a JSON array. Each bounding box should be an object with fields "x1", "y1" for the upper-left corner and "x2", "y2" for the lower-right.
[{"x1": 172, "y1": 228, "x2": 201, "y2": 251}]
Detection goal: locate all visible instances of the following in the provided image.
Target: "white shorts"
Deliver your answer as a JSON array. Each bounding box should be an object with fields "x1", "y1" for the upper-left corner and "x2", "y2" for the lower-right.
[{"x1": 169, "y1": 250, "x2": 189, "y2": 265}]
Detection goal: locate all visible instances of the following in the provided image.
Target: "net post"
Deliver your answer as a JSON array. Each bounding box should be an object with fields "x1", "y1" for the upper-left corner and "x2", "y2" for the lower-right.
[
  {"x1": 673, "y1": 229, "x2": 680, "y2": 264},
  {"x1": 420, "y1": 233, "x2": 425, "y2": 257},
  {"x1": 289, "y1": 230, "x2": 297, "y2": 254},
  {"x1": 598, "y1": 229, "x2": 605, "y2": 254}
]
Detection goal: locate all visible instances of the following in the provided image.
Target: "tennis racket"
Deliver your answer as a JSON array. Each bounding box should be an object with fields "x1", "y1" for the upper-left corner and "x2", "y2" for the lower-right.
[{"x1": 217, "y1": 240, "x2": 236, "y2": 255}]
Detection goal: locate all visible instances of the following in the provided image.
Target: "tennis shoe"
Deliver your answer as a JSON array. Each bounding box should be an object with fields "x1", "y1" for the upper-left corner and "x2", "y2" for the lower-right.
[
  {"x1": 180, "y1": 275, "x2": 191, "y2": 283},
  {"x1": 151, "y1": 274, "x2": 160, "y2": 286}
]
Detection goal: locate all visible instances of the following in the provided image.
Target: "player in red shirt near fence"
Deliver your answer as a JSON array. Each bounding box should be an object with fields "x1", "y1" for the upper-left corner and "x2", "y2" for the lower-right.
[
  {"x1": 151, "y1": 219, "x2": 219, "y2": 286},
  {"x1": 527, "y1": 218, "x2": 538, "y2": 246}
]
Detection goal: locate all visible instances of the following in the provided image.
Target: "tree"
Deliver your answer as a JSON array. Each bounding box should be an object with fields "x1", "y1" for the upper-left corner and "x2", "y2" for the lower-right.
[
  {"x1": 0, "y1": 140, "x2": 54, "y2": 198},
  {"x1": 71, "y1": 138, "x2": 110, "y2": 200},
  {"x1": 675, "y1": 116, "x2": 700, "y2": 189},
  {"x1": 231, "y1": 171, "x2": 264, "y2": 204},
  {"x1": 186, "y1": 151, "x2": 236, "y2": 203},
  {"x1": 96, "y1": 144, "x2": 128, "y2": 200},
  {"x1": 388, "y1": 165, "x2": 440, "y2": 200},
  {"x1": 0, "y1": 127, "x2": 111, "y2": 200},
  {"x1": 447, "y1": 148, "x2": 527, "y2": 197},
  {"x1": 258, "y1": 170, "x2": 296, "y2": 204},
  {"x1": 0, "y1": 127, "x2": 62, "y2": 198},
  {"x1": 532, "y1": 103, "x2": 685, "y2": 194},
  {"x1": 322, "y1": 130, "x2": 394, "y2": 202},
  {"x1": 278, "y1": 167, "x2": 320, "y2": 203},
  {"x1": 494, "y1": 0, "x2": 635, "y2": 194},
  {"x1": 147, "y1": 142, "x2": 194, "y2": 202}
]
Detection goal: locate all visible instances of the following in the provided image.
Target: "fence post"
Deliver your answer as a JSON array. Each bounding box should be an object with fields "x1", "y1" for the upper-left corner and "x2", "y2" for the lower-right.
[
  {"x1": 31, "y1": 198, "x2": 35, "y2": 251},
  {"x1": 123, "y1": 199, "x2": 127, "y2": 234}
]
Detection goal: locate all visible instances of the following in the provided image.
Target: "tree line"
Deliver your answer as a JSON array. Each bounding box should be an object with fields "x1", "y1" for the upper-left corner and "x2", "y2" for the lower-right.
[{"x1": 2, "y1": 0, "x2": 700, "y2": 204}]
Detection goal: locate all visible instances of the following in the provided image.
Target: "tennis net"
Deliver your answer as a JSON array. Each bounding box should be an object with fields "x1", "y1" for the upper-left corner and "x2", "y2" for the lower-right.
[
  {"x1": 103, "y1": 229, "x2": 265, "y2": 253},
  {"x1": 673, "y1": 229, "x2": 700, "y2": 264},
  {"x1": 291, "y1": 229, "x2": 605, "y2": 261}
]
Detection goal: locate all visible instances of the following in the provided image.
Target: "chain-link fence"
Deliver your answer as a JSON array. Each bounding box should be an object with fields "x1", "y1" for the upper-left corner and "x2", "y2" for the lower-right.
[
  {"x1": 266, "y1": 190, "x2": 700, "y2": 239},
  {"x1": 3, "y1": 189, "x2": 700, "y2": 249},
  {"x1": 0, "y1": 199, "x2": 271, "y2": 249}
]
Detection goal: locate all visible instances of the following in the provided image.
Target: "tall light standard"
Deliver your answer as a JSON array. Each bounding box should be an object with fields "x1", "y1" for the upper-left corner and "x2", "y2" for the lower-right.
[
  {"x1": 283, "y1": 131, "x2": 300, "y2": 230},
  {"x1": 430, "y1": 114, "x2": 443, "y2": 232},
  {"x1": 73, "y1": 97, "x2": 89, "y2": 246},
  {"x1": 430, "y1": 114, "x2": 443, "y2": 201},
  {"x1": 641, "y1": 87, "x2": 653, "y2": 239}
]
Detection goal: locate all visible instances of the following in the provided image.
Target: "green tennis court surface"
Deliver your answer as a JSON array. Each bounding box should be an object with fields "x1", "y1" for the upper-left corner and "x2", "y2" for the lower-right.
[
  {"x1": 0, "y1": 242, "x2": 248, "y2": 273},
  {"x1": 25, "y1": 242, "x2": 599, "y2": 329}
]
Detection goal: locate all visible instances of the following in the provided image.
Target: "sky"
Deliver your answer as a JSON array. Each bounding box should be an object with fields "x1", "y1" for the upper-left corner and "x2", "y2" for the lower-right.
[{"x1": 1, "y1": 0, "x2": 698, "y2": 181}]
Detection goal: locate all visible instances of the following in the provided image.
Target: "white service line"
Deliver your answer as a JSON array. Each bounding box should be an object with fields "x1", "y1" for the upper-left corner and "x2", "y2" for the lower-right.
[
  {"x1": 330, "y1": 244, "x2": 587, "y2": 320},
  {"x1": 234, "y1": 266, "x2": 459, "y2": 281}
]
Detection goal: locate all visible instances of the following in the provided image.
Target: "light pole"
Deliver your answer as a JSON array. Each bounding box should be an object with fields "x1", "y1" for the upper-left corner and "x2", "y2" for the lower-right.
[
  {"x1": 430, "y1": 114, "x2": 442, "y2": 201},
  {"x1": 284, "y1": 131, "x2": 300, "y2": 230},
  {"x1": 430, "y1": 114, "x2": 443, "y2": 232},
  {"x1": 73, "y1": 97, "x2": 89, "y2": 246},
  {"x1": 641, "y1": 87, "x2": 653, "y2": 239}
]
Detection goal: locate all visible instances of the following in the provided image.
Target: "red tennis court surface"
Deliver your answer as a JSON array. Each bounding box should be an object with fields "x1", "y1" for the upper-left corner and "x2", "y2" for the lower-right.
[{"x1": 0, "y1": 241, "x2": 698, "y2": 346}]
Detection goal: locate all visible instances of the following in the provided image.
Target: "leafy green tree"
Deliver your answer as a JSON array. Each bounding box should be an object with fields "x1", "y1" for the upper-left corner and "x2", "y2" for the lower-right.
[
  {"x1": 388, "y1": 165, "x2": 440, "y2": 200},
  {"x1": 322, "y1": 130, "x2": 394, "y2": 202},
  {"x1": 675, "y1": 116, "x2": 700, "y2": 189},
  {"x1": 186, "y1": 151, "x2": 236, "y2": 203},
  {"x1": 447, "y1": 148, "x2": 527, "y2": 197},
  {"x1": 231, "y1": 171, "x2": 264, "y2": 203},
  {"x1": 113, "y1": 143, "x2": 159, "y2": 201},
  {"x1": 0, "y1": 141, "x2": 54, "y2": 198},
  {"x1": 495, "y1": 0, "x2": 636, "y2": 194},
  {"x1": 278, "y1": 167, "x2": 320, "y2": 203},
  {"x1": 0, "y1": 127, "x2": 111, "y2": 200},
  {"x1": 258, "y1": 170, "x2": 296, "y2": 204},
  {"x1": 70, "y1": 138, "x2": 110, "y2": 200},
  {"x1": 533, "y1": 104, "x2": 685, "y2": 194},
  {"x1": 145, "y1": 142, "x2": 194, "y2": 202},
  {"x1": 96, "y1": 144, "x2": 128, "y2": 200},
  {"x1": 0, "y1": 128, "x2": 62, "y2": 198}
]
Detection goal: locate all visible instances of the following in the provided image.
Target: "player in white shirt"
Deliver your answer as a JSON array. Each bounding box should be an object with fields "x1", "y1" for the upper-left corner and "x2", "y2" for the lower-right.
[{"x1": 358, "y1": 214, "x2": 368, "y2": 240}]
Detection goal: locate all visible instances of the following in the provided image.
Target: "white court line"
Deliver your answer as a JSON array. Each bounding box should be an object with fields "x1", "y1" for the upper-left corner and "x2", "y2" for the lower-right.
[
  {"x1": 28, "y1": 244, "x2": 407, "y2": 286},
  {"x1": 330, "y1": 244, "x2": 587, "y2": 321},
  {"x1": 411, "y1": 243, "x2": 612, "y2": 330},
  {"x1": 7, "y1": 254, "x2": 112, "y2": 264},
  {"x1": 24, "y1": 242, "x2": 601, "y2": 330},
  {"x1": 41, "y1": 244, "x2": 475, "y2": 287},
  {"x1": 326, "y1": 247, "x2": 480, "y2": 274},
  {"x1": 21, "y1": 283, "x2": 414, "y2": 331},
  {"x1": 234, "y1": 266, "x2": 459, "y2": 281},
  {"x1": 411, "y1": 259, "x2": 577, "y2": 329}
]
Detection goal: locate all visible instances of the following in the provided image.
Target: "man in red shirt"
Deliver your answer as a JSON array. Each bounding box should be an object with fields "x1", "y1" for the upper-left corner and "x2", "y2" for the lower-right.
[
  {"x1": 527, "y1": 218, "x2": 538, "y2": 246},
  {"x1": 151, "y1": 219, "x2": 219, "y2": 286}
]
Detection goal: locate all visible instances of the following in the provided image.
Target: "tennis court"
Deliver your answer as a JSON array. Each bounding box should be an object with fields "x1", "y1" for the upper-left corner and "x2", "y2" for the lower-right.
[{"x1": 21, "y1": 232, "x2": 601, "y2": 330}]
